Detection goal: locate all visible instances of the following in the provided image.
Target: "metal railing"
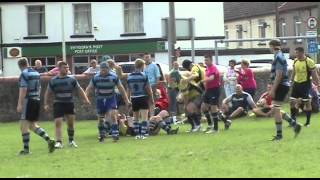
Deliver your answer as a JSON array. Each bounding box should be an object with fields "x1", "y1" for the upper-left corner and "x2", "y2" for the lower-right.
[{"x1": 214, "y1": 36, "x2": 318, "y2": 64}]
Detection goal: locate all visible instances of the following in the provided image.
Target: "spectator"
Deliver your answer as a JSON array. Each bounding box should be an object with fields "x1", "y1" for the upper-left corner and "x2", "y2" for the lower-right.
[
  {"x1": 168, "y1": 61, "x2": 181, "y2": 119},
  {"x1": 143, "y1": 52, "x2": 161, "y2": 116},
  {"x1": 34, "y1": 60, "x2": 48, "y2": 73},
  {"x1": 47, "y1": 61, "x2": 71, "y2": 76},
  {"x1": 237, "y1": 59, "x2": 257, "y2": 98},
  {"x1": 252, "y1": 84, "x2": 298, "y2": 127},
  {"x1": 220, "y1": 84, "x2": 257, "y2": 123},
  {"x1": 106, "y1": 59, "x2": 116, "y2": 72},
  {"x1": 83, "y1": 59, "x2": 99, "y2": 75},
  {"x1": 223, "y1": 59, "x2": 238, "y2": 98}
]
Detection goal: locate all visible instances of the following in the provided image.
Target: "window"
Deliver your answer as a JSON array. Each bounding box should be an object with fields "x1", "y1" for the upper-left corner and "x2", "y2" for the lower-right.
[
  {"x1": 27, "y1": 5, "x2": 45, "y2": 36},
  {"x1": 123, "y1": 2, "x2": 144, "y2": 33},
  {"x1": 73, "y1": 56, "x2": 90, "y2": 74},
  {"x1": 236, "y1": 24, "x2": 243, "y2": 47},
  {"x1": 28, "y1": 57, "x2": 56, "y2": 71},
  {"x1": 258, "y1": 19, "x2": 266, "y2": 38},
  {"x1": 224, "y1": 25, "x2": 229, "y2": 47},
  {"x1": 74, "y1": 4, "x2": 92, "y2": 35},
  {"x1": 294, "y1": 16, "x2": 302, "y2": 43},
  {"x1": 279, "y1": 18, "x2": 287, "y2": 43}
]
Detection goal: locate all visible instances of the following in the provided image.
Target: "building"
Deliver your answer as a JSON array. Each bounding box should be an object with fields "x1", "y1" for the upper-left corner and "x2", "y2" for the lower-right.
[
  {"x1": 223, "y1": 2, "x2": 319, "y2": 58},
  {"x1": 0, "y1": 2, "x2": 224, "y2": 76},
  {"x1": 224, "y1": 2, "x2": 278, "y2": 49},
  {"x1": 278, "y1": 2, "x2": 318, "y2": 55}
]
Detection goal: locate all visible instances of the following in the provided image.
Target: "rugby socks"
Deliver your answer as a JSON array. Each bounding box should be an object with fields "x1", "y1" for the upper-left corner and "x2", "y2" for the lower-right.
[
  {"x1": 204, "y1": 111, "x2": 212, "y2": 126},
  {"x1": 98, "y1": 121, "x2": 106, "y2": 139},
  {"x1": 22, "y1": 133, "x2": 30, "y2": 152},
  {"x1": 104, "y1": 121, "x2": 111, "y2": 135},
  {"x1": 275, "y1": 122, "x2": 283, "y2": 138},
  {"x1": 140, "y1": 121, "x2": 148, "y2": 136},
  {"x1": 305, "y1": 111, "x2": 312, "y2": 125},
  {"x1": 281, "y1": 113, "x2": 296, "y2": 127},
  {"x1": 133, "y1": 120, "x2": 140, "y2": 136},
  {"x1": 111, "y1": 124, "x2": 119, "y2": 139},
  {"x1": 290, "y1": 108, "x2": 298, "y2": 121},
  {"x1": 67, "y1": 128, "x2": 75, "y2": 143},
  {"x1": 194, "y1": 113, "x2": 202, "y2": 126},
  {"x1": 187, "y1": 115, "x2": 195, "y2": 129},
  {"x1": 34, "y1": 128, "x2": 50, "y2": 142},
  {"x1": 211, "y1": 112, "x2": 219, "y2": 131},
  {"x1": 159, "y1": 120, "x2": 171, "y2": 132}
]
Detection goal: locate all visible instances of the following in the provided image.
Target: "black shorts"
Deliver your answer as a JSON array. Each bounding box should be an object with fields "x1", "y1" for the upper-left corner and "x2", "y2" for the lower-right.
[
  {"x1": 273, "y1": 84, "x2": 290, "y2": 102},
  {"x1": 203, "y1": 88, "x2": 220, "y2": 105},
  {"x1": 116, "y1": 93, "x2": 125, "y2": 107},
  {"x1": 131, "y1": 96, "x2": 149, "y2": 112},
  {"x1": 21, "y1": 99, "x2": 40, "y2": 121},
  {"x1": 291, "y1": 82, "x2": 311, "y2": 100},
  {"x1": 228, "y1": 106, "x2": 248, "y2": 117},
  {"x1": 53, "y1": 102, "x2": 75, "y2": 119}
]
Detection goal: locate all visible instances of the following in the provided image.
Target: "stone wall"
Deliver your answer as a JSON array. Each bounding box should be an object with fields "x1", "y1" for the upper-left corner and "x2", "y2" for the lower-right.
[
  {"x1": 0, "y1": 75, "x2": 97, "y2": 122},
  {"x1": 0, "y1": 69, "x2": 291, "y2": 122}
]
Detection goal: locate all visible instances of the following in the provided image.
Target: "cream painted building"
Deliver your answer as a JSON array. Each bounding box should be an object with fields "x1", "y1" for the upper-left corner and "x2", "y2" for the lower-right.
[{"x1": 224, "y1": 2, "x2": 277, "y2": 49}]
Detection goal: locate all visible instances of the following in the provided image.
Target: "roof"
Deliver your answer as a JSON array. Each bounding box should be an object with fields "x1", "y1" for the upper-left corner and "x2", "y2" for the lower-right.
[
  {"x1": 224, "y1": 2, "x2": 318, "y2": 22},
  {"x1": 224, "y1": 2, "x2": 279, "y2": 21},
  {"x1": 278, "y1": 2, "x2": 318, "y2": 13}
]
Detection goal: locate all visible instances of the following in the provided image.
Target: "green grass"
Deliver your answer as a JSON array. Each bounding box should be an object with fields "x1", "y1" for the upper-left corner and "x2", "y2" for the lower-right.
[{"x1": 1, "y1": 110, "x2": 320, "y2": 177}]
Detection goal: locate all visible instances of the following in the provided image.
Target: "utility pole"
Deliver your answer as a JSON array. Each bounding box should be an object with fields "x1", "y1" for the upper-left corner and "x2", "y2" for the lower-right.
[
  {"x1": 61, "y1": 2, "x2": 66, "y2": 62},
  {"x1": 275, "y1": 2, "x2": 280, "y2": 37},
  {"x1": 168, "y1": 2, "x2": 176, "y2": 69}
]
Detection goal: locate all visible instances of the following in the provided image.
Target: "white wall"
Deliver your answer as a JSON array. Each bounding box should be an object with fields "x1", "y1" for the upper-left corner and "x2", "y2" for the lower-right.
[
  {"x1": 1, "y1": 2, "x2": 224, "y2": 44},
  {"x1": 1, "y1": 2, "x2": 170, "y2": 44},
  {"x1": 1, "y1": 2, "x2": 62, "y2": 44},
  {"x1": 3, "y1": 58, "x2": 21, "y2": 76}
]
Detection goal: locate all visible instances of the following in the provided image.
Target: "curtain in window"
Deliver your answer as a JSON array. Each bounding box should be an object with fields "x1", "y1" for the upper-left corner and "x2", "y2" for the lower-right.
[
  {"x1": 124, "y1": 2, "x2": 143, "y2": 33},
  {"x1": 74, "y1": 4, "x2": 92, "y2": 34},
  {"x1": 28, "y1": 6, "x2": 45, "y2": 35}
]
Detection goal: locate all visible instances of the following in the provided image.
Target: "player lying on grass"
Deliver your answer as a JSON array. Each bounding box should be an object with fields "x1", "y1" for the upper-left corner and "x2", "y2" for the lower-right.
[
  {"x1": 252, "y1": 84, "x2": 302, "y2": 132},
  {"x1": 148, "y1": 110, "x2": 180, "y2": 136}
]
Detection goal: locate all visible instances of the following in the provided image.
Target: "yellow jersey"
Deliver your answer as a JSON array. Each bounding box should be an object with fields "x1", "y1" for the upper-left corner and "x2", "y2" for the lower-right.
[{"x1": 293, "y1": 57, "x2": 316, "y2": 83}]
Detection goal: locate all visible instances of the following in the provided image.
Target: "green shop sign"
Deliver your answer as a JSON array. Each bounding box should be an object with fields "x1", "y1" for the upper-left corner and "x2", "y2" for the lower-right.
[
  {"x1": 67, "y1": 41, "x2": 166, "y2": 55},
  {"x1": 3, "y1": 41, "x2": 166, "y2": 58}
]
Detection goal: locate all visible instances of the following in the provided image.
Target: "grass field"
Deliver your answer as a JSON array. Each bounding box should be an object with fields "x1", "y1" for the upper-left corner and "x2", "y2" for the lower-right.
[{"x1": 1, "y1": 109, "x2": 320, "y2": 178}]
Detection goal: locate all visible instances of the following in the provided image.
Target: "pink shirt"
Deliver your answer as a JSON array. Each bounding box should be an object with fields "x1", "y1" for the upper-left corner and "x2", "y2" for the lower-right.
[
  {"x1": 237, "y1": 68, "x2": 257, "y2": 89},
  {"x1": 205, "y1": 64, "x2": 220, "y2": 89},
  {"x1": 48, "y1": 67, "x2": 60, "y2": 76},
  {"x1": 48, "y1": 67, "x2": 71, "y2": 76}
]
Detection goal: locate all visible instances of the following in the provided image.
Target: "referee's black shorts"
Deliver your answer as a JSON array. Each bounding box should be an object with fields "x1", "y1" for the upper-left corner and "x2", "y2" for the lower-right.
[{"x1": 291, "y1": 81, "x2": 311, "y2": 100}]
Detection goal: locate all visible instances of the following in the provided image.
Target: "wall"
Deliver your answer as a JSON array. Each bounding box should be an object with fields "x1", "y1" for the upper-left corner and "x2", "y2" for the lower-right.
[
  {"x1": 225, "y1": 14, "x2": 276, "y2": 49},
  {"x1": 0, "y1": 69, "x2": 292, "y2": 122},
  {"x1": 0, "y1": 75, "x2": 96, "y2": 122},
  {"x1": 3, "y1": 58, "x2": 21, "y2": 76}
]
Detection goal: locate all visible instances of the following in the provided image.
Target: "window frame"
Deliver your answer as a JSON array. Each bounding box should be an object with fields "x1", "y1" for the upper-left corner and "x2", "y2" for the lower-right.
[
  {"x1": 123, "y1": 2, "x2": 144, "y2": 34},
  {"x1": 73, "y1": 3, "x2": 93, "y2": 35},
  {"x1": 236, "y1": 24, "x2": 243, "y2": 47},
  {"x1": 28, "y1": 56, "x2": 56, "y2": 71},
  {"x1": 26, "y1": 5, "x2": 46, "y2": 36}
]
